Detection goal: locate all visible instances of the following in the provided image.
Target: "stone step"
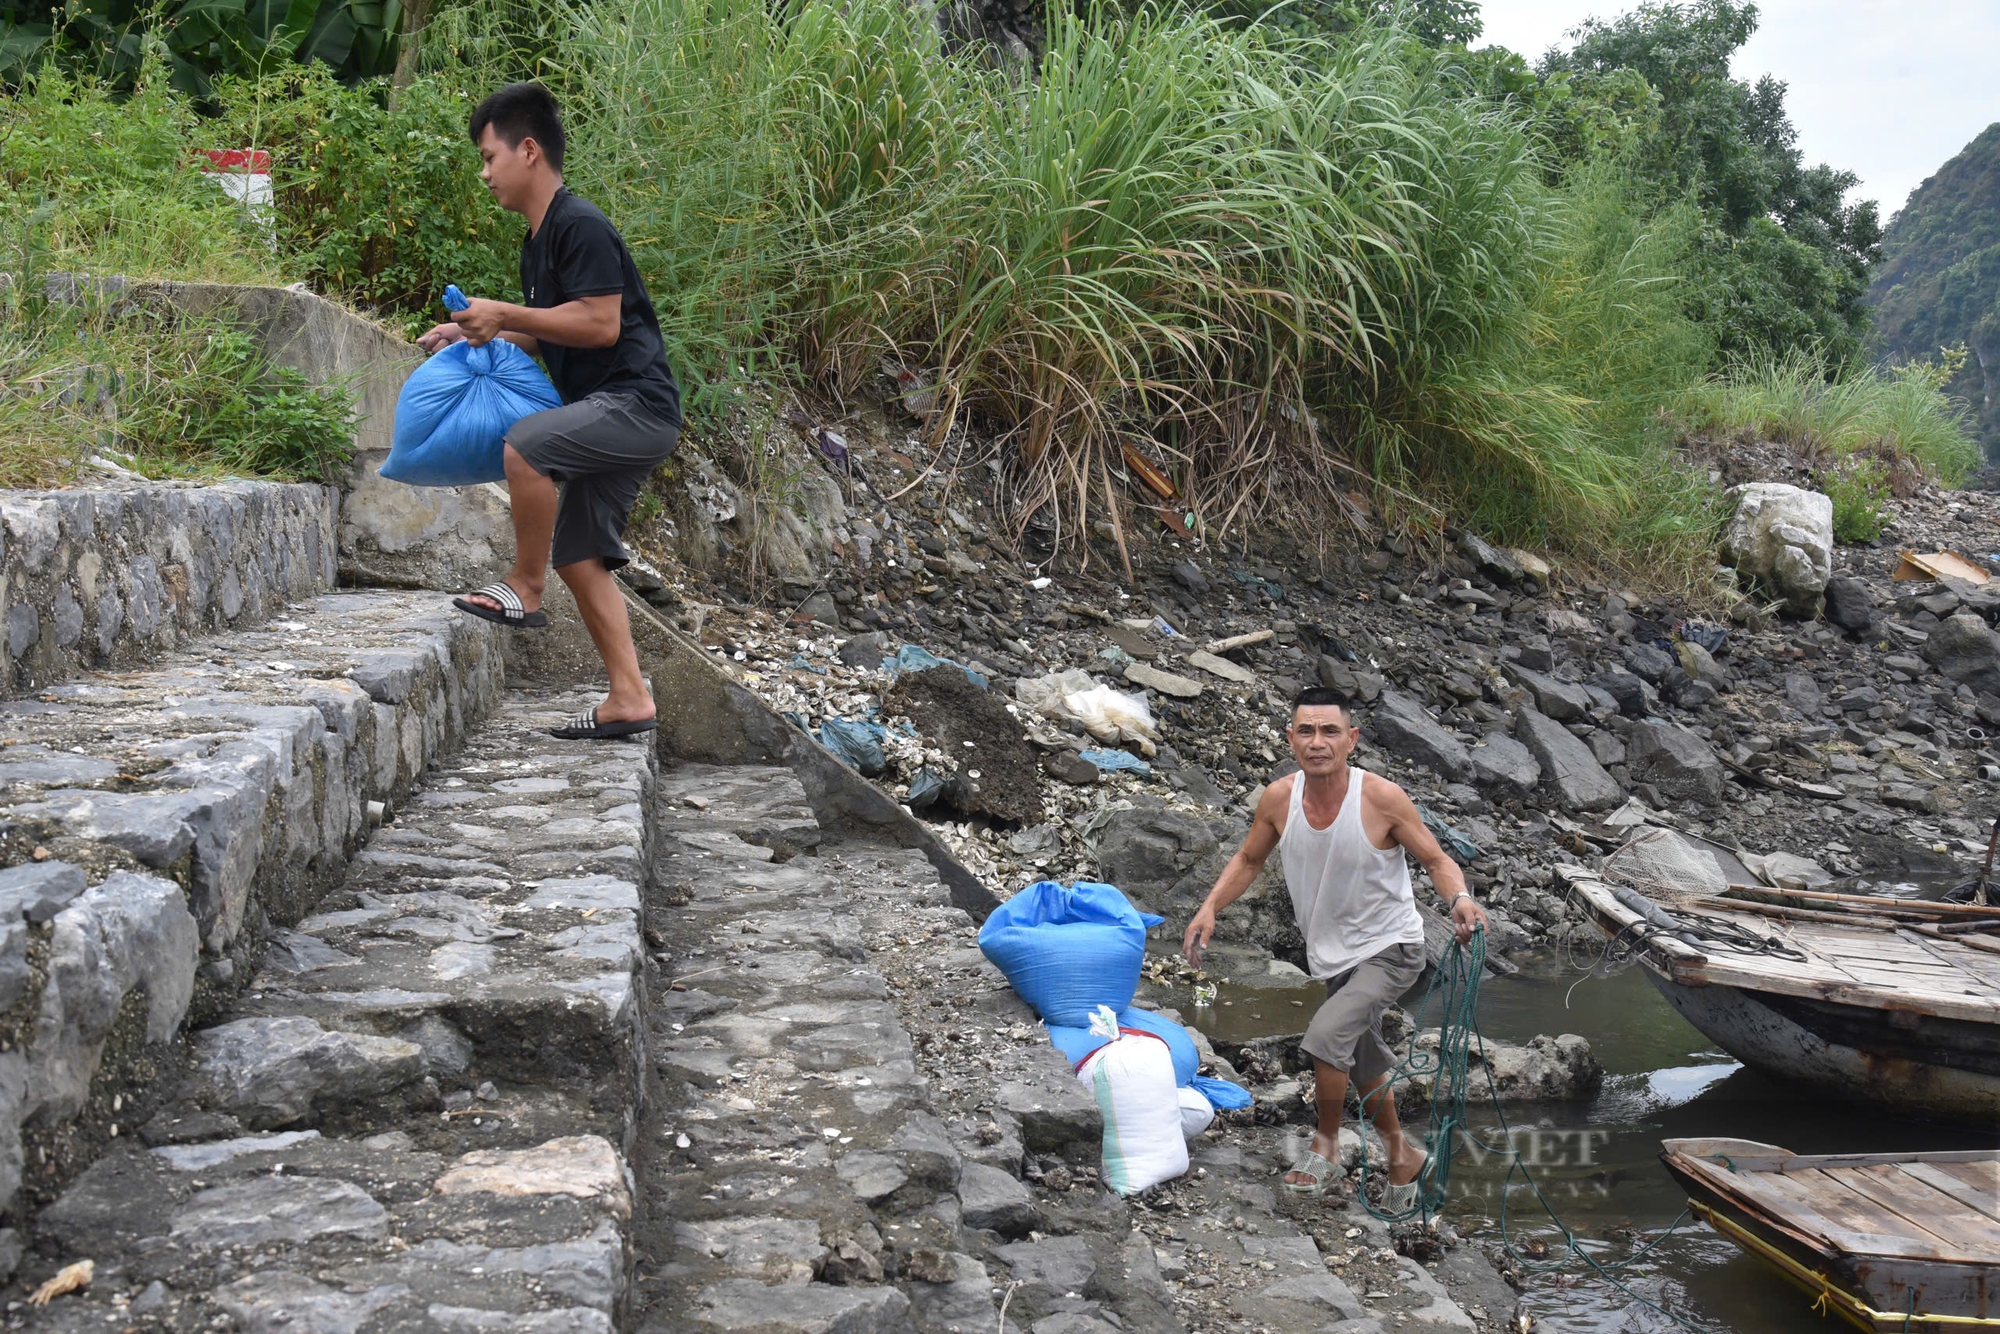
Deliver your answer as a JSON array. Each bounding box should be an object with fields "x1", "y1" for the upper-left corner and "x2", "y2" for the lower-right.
[
  {"x1": 0, "y1": 590, "x2": 502, "y2": 1217},
  {"x1": 640, "y1": 764, "x2": 1010, "y2": 1334},
  {"x1": 20, "y1": 687, "x2": 657, "y2": 1331},
  {"x1": 222, "y1": 688, "x2": 657, "y2": 1138}
]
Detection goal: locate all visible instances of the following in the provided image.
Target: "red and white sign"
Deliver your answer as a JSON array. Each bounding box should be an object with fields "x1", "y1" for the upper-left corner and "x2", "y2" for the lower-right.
[{"x1": 200, "y1": 149, "x2": 274, "y2": 223}]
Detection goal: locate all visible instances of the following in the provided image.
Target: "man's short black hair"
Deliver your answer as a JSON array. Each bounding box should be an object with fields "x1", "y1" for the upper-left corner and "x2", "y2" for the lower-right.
[
  {"x1": 1290, "y1": 686, "x2": 1353, "y2": 721},
  {"x1": 469, "y1": 83, "x2": 565, "y2": 171}
]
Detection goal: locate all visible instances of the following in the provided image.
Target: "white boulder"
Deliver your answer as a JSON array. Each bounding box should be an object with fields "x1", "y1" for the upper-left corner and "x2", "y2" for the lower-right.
[{"x1": 1718, "y1": 483, "x2": 1834, "y2": 615}]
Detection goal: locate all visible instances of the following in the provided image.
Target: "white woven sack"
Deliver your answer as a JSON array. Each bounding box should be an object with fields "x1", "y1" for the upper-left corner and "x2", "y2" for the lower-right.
[
  {"x1": 1177, "y1": 1086, "x2": 1215, "y2": 1138},
  {"x1": 1075, "y1": 1006, "x2": 1188, "y2": 1194}
]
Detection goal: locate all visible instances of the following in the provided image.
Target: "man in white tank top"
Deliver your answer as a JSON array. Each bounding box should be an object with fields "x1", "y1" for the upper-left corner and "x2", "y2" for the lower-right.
[{"x1": 1182, "y1": 687, "x2": 1487, "y2": 1205}]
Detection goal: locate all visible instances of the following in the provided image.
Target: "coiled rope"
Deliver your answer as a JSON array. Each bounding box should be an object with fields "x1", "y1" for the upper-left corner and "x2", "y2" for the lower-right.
[{"x1": 1350, "y1": 927, "x2": 1715, "y2": 1333}]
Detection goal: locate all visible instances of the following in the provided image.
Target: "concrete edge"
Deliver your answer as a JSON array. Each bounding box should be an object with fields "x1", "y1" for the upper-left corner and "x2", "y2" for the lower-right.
[{"x1": 621, "y1": 591, "x2": 1001, "y2": 922}]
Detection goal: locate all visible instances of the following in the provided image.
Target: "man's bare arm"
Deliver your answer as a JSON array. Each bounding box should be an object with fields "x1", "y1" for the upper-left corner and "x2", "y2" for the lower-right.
[
  {"x1": 1375, "y1": 780, "x2": 1489, "y2": 943},
  {"x1": 1182, "y1": 779, "x2": 1287, "y2": 964}
]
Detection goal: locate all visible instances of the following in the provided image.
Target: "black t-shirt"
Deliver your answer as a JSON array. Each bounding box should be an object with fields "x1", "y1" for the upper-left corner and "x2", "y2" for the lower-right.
[{"x1": 519, "y1": 188, "x2": 682, "y2": 426}]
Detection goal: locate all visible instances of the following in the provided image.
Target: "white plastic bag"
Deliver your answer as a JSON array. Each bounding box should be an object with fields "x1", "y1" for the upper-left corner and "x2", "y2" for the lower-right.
[
  {"x1": 1177, "y1": 1086, "x2": 1215, "y2": 1138},
  {"x1": 1074, "y1": 1006, "x2": 1188, "y2": 1194},
  {"x1": 1015, "y1": 671, "x2": 1159, "y2": 758}
]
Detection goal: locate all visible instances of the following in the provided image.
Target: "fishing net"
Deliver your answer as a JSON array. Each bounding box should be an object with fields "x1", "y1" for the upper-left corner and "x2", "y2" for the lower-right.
[{"x1": 1601, "y1": 827, "x2": 1728, "y2": 905}]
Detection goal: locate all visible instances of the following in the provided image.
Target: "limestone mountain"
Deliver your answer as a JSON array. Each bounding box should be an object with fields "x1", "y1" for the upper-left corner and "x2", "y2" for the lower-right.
[{"x1": 1868, "y1": 122, "x2": 2000, "y2": 461}]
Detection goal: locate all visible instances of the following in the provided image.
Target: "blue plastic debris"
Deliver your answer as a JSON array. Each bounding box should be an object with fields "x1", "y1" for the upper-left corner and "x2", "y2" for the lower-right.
[
  {"x1": 881, "y1": 643, "x2": 988, "y2": 690},
  {"x1": 1080, "y1": 748, "x2": 1152, "y2": 776},
  {"x1": 788, "y1": 655, "x2": 829, "y2": 676},
  {"x1": 905, "y1": 769, "x2": 948, "y2": 810},
  {"x1": 1418, "y1": 806, "x2": 1479, "y2": 861},
  {"x1": 818, "y1": 718, "x2": 888, "y2": 775},
  {"x1": 442, "y1": 284, "x2": 470, "y2": 312}
]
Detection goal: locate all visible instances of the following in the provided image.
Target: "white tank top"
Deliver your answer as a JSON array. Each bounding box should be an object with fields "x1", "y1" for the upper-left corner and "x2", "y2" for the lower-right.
[{"x1": 1277, "y1": 767, "x2": 1425, "y2": 979}]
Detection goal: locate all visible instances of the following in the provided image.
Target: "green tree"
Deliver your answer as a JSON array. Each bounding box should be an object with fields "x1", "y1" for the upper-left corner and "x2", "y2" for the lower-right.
[{"x1": 1538, "y1": 0, "x2": 1881, "y2": 365}]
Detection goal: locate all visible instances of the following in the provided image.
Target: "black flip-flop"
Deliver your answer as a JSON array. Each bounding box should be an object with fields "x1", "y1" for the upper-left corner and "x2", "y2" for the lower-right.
[
  {"x1": 453, "y1": 581, "x2": 548, "y2": 629},
  {"x1": 550, "y1": 708, "x2": 658, "y2": 741}
]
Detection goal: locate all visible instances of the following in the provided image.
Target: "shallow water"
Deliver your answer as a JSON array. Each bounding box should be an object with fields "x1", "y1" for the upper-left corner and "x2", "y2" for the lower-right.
[{"x1": 1144, "y1": 953, "x2": 2000, "y2": 1332}]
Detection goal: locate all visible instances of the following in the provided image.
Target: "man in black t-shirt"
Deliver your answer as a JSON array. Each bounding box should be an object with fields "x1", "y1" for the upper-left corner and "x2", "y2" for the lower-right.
[{"x1": 419, "y1": 82, "x2": 681, "y2": 741}]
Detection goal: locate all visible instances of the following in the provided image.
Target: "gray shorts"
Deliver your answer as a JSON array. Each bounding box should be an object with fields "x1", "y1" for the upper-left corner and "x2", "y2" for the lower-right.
[
  {"x1": 508, "y1": 391, "x2": 679, "y2": 571},
  {"x1": 1300, "y1": 940, "x2": 1425, "y2": 1084}
]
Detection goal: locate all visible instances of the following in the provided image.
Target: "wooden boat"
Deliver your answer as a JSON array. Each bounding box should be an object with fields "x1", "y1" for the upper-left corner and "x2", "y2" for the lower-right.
[
  {"x1": 1561, "y1": 865, "x2": 2000, "y2": 1123},
  {"x1": 1660, "y1": 1137, "x2": 2000, "y2": 1332}
]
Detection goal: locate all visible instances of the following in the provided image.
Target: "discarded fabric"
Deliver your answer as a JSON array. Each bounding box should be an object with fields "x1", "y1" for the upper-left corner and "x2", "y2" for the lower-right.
[
  {"x1": 1191, "y1": 1074, "x2": 1253, "y2": 1110},
  {"x1": 384, "y1": 339, "x2": 562, "y2": 487},
  {"x1": 979, "y1": 880, "x2": 1160, "y2": 1028},
  {"x1": 1080, "y1": 748, "x2": 1151, "y2": 776},
  {"x1": 818, "y1": 718, "x2": 887, "y2": 776},
  {"x1": 1673, "y1": 620, "x2": 1730, "y2": 655}
]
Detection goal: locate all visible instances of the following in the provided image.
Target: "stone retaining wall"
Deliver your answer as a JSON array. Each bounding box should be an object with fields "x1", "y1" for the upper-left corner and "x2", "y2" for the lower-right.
[{"x1": 0, "y1": 481, "x2": 335, "y2": 697}]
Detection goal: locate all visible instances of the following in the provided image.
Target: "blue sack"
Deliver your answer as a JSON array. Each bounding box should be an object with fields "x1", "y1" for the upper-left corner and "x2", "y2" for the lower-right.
[
  {"x1": 1191, "y1": 1074, "x2": 1253, "y2": 1110},
  {"x1": 979, "y1": 880, "x2": 1162, "y2": 1028},
  {"x1": 383, "y1": 340, "x2": 562, "y2": 487}
]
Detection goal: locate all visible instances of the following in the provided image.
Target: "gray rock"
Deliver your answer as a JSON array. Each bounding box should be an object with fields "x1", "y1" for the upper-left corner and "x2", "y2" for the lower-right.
[
  {"x1": 690, "y1": 1279, "x2": 910, "y2": 1334},
  {"x1": 1782, "y1": 671, "x2": 1822, "y2": 713},
  {"x1": 1515, "y1": 634, "x2": 1554, "y2": 672},
  {"x1": 0, "y1": 924, "x2": 25, "y2": 1012},
  {"x1": 1501, "y1": 663, "x2": 1589, "y2": 723},
  {"x1": 400, "y1": 1014, "x2": 475, "y2": 1076},
  {"x1": 1368, "y1": 691, "x2": 1471, "y2": 781},
  {"x1": 1719, "y1": 483, "x2": 1834, "y2": 614},
  {"x1": 993, "y1": 1235, "x2": 1096, "y2": 1294},
  {"x1": 1923, "y1": 614, "x2": 2000, "y2": 697},
  {"x1": 1623, "y1": 645, "x2": 1676, "y2": 683},
  {"x1": 1626, "y1": 722, "x2": 1726, "y2": 804},
  {"x1": 992, "y1": 1075, "x2": 1102, "y2": 1161},
  {"x1": 0, "y1": 860, "x2": 85, "y2": 922},
  {"x1": 1675, "y1": 641, "x2": 1730, "y2": 691},
  {"x1": 672, "y1": 1217, "x2": 825, "y2": 1282},
  {"x1": 1123, "y1": 663, "x2": 1202, "y2": 699},
  {"x1": 1587, "y1": 671, "x2": 1649, "y2": 718},
  {"x1": 1587, "y1": 731, "x2": 1627, "y2": 767},
  {"x1": 837, "y1": 632, "x2": 891, "y2": 669},
  {"x1": 833, "y1": 1151, "x2": 908, "y2": 1202},
  {"x1": 213, "y1": 1271, "x2": 408, "y2": 1334},
  {"x1": 1170, "y1": 562, "x2": 1208, "y2": 594},
  {"x1": 797, "y1": 593, "x2": 840, "y2": 627},
  {"x1": 1408, "y1": 1031, "x2": 1602, "y2": 1103},
  {"x1": 1467, "y1": 736, "x2": 1540, "y2": 797},
  {"x1": 1823, "y1": 574, "x2": 1875, "y2": 632},
  {"x1": 959, "y1": 1161, "x2": 1039, "y2": 1236},
  {"x1": 193, "y1": 1015, "x2": 423, "y2": 1127},
  {"x1": 24, "y1": 870, "x2": 201, "y2": 1189},
  {"x1": 170, "y1": 1175, "x2": 389, "y2": 1248},
  {"x1": 1455, "y1": 532, "x2": 1523, "y2": 585},
  {"x1": 1514, "y1": 709, "x2": 1622, "y2": 811}
]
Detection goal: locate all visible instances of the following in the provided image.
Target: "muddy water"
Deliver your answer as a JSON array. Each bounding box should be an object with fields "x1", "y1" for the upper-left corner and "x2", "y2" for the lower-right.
[{"x1": 1143, "y1": 956, "x2": 2000, "y2": 1332}]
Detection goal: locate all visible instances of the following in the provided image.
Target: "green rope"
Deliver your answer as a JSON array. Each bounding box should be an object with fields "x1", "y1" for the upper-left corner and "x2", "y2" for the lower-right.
[{"x1": 1349, "y1": 928, "x2": 1716, "y2": 1333}]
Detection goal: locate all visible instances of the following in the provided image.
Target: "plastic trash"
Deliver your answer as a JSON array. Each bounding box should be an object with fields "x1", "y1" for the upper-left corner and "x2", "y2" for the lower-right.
[
  {"x1": 881, "y1": 643, "x2": 987, "y2": 690},
  {"x1": 1075, "y1": 1007, "x2": 1187, "y2": 1194},
  {"x1": 383, "y1": 340, "x2": 562, "y2": 487},
  {"x1": 818, "y1": 718, "x2": 887, "y2": 776},
  {"x1": 1017, "y1": 671, "x2": 1158, "y2": 755},
  {"x1": 1190, "y1": 1074, "x2": 1253, "y2": 1110},
  {"x1": 1418, "y1": 806, "x2": 1479, "y2": 862},
  {"x1": 442, "y1": 284, "x2": 470, "y2": 312},
  {"x1": 1673, "y1": 619, "x2": 1729, "y2": 654},
  {"x1": 978, "y1": 880, "x2": 1162, "y2": 1028},
  {"x1": 1080, "y1": 748, "x2": 1152, "y2": 777},
  {"x1": 905, "y1": 768, "x2": 948, "y2": 809}
]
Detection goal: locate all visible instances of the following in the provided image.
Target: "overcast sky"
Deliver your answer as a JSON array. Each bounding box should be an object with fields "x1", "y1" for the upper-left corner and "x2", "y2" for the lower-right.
[{"x1": 1475, "y1": 0, "x2": 2000, "y2": 222}]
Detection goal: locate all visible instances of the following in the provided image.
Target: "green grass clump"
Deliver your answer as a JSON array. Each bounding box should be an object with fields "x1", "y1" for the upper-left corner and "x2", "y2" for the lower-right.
[
  {"x1": 1680, "y1": 347, "x2": 1980, "y2": 486},
  {"x1": 0, "y1": 280, "x2": 355, "y2": 487}
]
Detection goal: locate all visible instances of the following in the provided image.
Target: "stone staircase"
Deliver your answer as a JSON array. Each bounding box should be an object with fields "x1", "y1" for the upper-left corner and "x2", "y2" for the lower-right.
[{"x1": 0, "y1": 476, "x2": 1496, "y2": 1333}]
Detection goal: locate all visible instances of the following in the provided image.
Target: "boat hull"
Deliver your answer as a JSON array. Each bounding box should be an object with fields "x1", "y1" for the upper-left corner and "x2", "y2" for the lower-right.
[{"x1": 1638, "y1": 963, "x2": 2000, "y2": 1124}]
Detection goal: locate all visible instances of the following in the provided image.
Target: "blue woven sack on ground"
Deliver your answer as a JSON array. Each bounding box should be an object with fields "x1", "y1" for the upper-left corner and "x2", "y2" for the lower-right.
[
  {"x1": 978, "y1": 880, "x2": 1161, "y2": 1028},
  {"x1": 382, "y1": 340, "x2": 562, "y2": 487}
]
